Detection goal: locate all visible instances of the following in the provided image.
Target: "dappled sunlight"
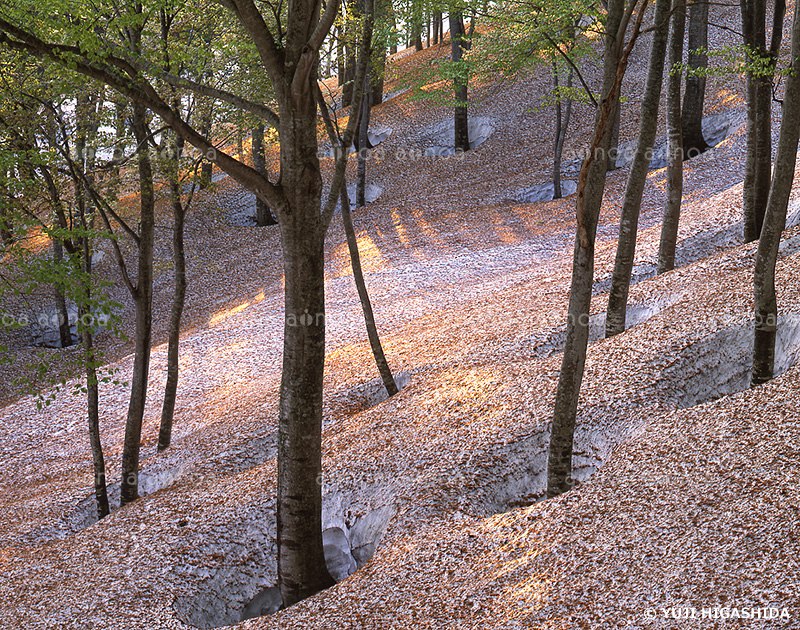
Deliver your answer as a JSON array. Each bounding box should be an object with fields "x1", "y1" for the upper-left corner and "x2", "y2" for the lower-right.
[
  {"x1": 390, "y1": 209, "x2": 410, "y2": 246},
  {"x1": 208, "y1": 290, "x2": 267, "y2": 326},
  {"x1": 208, "y1": 302, "x2": 250, "y2": 326},
  {"x1": 478, "y1": 509, "x2": 555, "y2": 619},
  {"x1": 717, "y1": 89, "x2": 744, "y2": 108},
  {"x1": 354, "y1": 234, "x2": 387, "y2": 272},
  {"x1": 327, "y1": 233, "x2": 387, "y2": 279},
  {"x1": 409, "y1": 207, "x2": 442, "y2": 246}
]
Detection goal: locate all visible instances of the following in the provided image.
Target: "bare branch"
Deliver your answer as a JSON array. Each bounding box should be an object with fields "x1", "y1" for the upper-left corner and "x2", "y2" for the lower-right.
[
  {"x1": 309, "y1": 0, "x2": 340, "y2": 52},
  {"x1": 227, "y1": 0, "x2": 286, "y2": 85},
  {"x1": 0, "y1": 18, "x2": 284, "y2": 212},
  {"x1": 131, "y1": 57, "x2": 281, "y2": 129}
]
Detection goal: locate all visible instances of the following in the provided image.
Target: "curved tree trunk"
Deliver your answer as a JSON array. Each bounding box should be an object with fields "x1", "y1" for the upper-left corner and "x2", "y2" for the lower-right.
[
  {"x1": 158, "y1": 137, "x2": 187, "y2": 452},
  {"x1": 340, "y1": 183, "x2": 398, "y2": 395},
  {"x1": 751, "y1": 1, "x2": 800, "y2": 386},
  {"x1": 681, "y1": 0, "x2": 709, "y2": 156},
  {"x1": 606, "y1": 0, "x2": 672, "y2": 338},
  {"x1": 548, "y1": 0, "x2": 644, "y2": 498},
  {"x1": 120, "y1": 100, "x2": 156, "y2": 507},
  {"x1": 658, "y1": 0, "x2": 687, "y2": 274}
]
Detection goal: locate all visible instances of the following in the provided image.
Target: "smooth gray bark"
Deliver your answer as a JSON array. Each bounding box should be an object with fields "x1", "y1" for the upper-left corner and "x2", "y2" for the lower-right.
[
  {"x1": 751, "y1": 0, "x2": 800, "y2": 385},
  {"x1": 658, "y1": 0, "x2": 687, "y2": 273},
  {"x1": 681, "y1": 0, "x2": 709, "y2": 155},
  {"x1": 548, "y1": 0, "x2": 644, "y2": 498},
  {"x1": 605, "y1": 0, "x2": 671, "y2": 338}
]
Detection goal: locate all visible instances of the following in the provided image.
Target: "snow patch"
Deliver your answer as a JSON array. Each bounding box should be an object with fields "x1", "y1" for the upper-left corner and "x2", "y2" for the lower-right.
[
  {"x1": 417, "y1": 117, "x2": 495, "y2": 156},
  {"x1": 658, "y1": 312, "x2": 800, "y2": 409},
  {"x1": 174, "y1": 503, "x2": 396, "y2": 628},
  {"x1": 505, "y1": 180, "x2": 578, "y2": 204},
  {"x1": 327, "y1": 371, "x2": 412, "y2": 416}
]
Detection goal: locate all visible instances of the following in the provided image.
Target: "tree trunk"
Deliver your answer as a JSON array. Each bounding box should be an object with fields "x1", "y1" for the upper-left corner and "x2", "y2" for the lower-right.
[
  {"x1": 371, "y1": 0, "x2": 388, "y2": 106},
  {"x1": 0, "y1": 166, "x2": 13, "y2": 246},
  {"x1": 79, "y1": 226, "x2": 110, "y2": 518},
  {"x1": 356, "y1": 75, "x2": 373, "y2": 207},
  {"x1": 548, "y1": 0, "x2": 641, "y2": 498},
  {"x1": 337, "y1": 25, "x2": 346, "y2": 86},
  {"x1": 682, "y1": 0, "x2": 709, "y2": 156},
  {"x1": 277, "y1": 229, "x2": 335, "y2": 605},
  {"x1": 52, "y1": 237, "x2": 74, "y2": 348},
  {"x1": 316, "y1": 67, "x2": 398, "y2": 401},
  {"x1": 607, "y1": 100, "x2": 622, "y2": 170},
  {"x1": 390, "y1": 10, "x2": 398, "y2": 55},
  {"x1": 275, "y1": 66, "x2": 336, "y2": 605},
  {"x1": 253, "y1": 123, "x2": 277, "y2": 226},
  {"x1": 199, "y1": 111, "x2": 214, "y2": 188},
  {"x1": 658, "y1": 0, "x2": 687, "y2": 274},
  {"x1": 340, "y1": 184, "x2": 398, "y2": 394},
  {"x1": 72, "y1": 95, "x2": 109, "y2": 516},
  {"x1": 158, "y1": 136, "x2": 187, "y2": 452},
  {"x1": 412, "y1": 13, "x2": 424, "y2": 51},
  {"x1": 552, "y1": 65, "x2": 574, "y2": 199},
  {"x1": 120, "y1": 101, "x2": 156, "y2": 506},
  {"x1": 450, "y1": 12, "x2": 470, "y2": 153},
  {"x1": 741, "y1": 0, "x2": 782, "y2": 241},
  {"x1": 342, "y1": 43, "x2": 356, "y2": 108},
  {"x1": 751, "y1": 0, "x2": 800, "y2": 386},
  {"x1": 606, "y1": 0, "x2": 671, "y2": 338}
]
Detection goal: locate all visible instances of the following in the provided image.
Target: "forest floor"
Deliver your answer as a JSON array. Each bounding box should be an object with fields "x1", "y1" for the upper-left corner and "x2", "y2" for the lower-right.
[{"x1": 2, "y1": 2, "x2": 800, "y2": 628}]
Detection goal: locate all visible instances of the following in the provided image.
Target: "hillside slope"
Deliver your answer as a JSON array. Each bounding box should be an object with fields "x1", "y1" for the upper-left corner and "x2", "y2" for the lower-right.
[{"x1": 1, "y1": 4, "x2": 799, "y2": 628}]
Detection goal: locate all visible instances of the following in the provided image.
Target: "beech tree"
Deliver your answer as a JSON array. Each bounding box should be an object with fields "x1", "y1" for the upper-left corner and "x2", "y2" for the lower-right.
[
  {"x1": 477, "y1": 0, "x2": 599, "y2": 196},
  {"x1": 741, "y1": 0, "x2": 786, "y2": 242},
  {"x1": 681, "y1": 0, "x2": 709, "y2": 155},
  {"x1": 450, "y1": 9, "x2": 471, "y2": 152},
  {"x1": 316, "y1": 52, "x2": 399, "y2": 397},
  {"x1": 751, "y1": 0, "x2": 800, "y2": 385},
  {"x1": 0, "y1": 68, "x2": 124, "y2": 518},
  {"x1": 605, "y1": 0, "x2": 671, "y2": 338},
  {"x1": 657, "y1": 0, "x2": 686, "y2": 273},
  {"x1": 547, "y1": 0, "x2": 647, "y2": 497},
  {"x1": 0, "y1": 0, "x2": 375, "y2": 605}
]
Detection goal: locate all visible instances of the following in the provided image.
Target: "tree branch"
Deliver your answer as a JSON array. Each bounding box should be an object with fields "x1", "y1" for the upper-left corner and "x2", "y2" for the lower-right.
[
  {"x1": 540, "y1": 32, "x2": 599, "y2": 107},
  {"x1": 309, "y1": 0, "x2": 340, "y2": 52},
  {"x1": 130, "y1": 56, "x2": 281, "y2": 129},
  {"x1": 227, "y1": 0, "x2": 286, "y2": 85},
  {"x1": 0, "y1": 19, "x2": 284, "y2": 213}
]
